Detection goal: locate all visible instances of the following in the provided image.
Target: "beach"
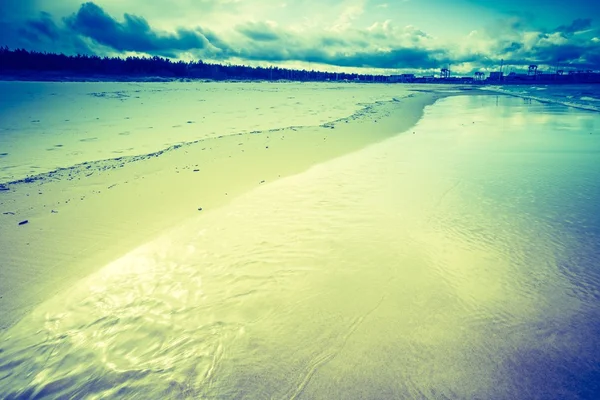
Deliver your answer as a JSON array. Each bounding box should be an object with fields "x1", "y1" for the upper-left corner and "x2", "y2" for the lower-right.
[
  {"x1": 0, "y1": 82, "x2": 456, "y2": 331},
  {"x1": 1, "y1": 82, "x2": 599, "y2": 398}
]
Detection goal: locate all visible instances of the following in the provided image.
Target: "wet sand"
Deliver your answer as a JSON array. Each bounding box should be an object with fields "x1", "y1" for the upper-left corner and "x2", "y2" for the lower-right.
[
  {"x1": 1, "y1": 93, "x2": 598, "y2": 399},
  {"x1": 0, "y1": 85, "x2": 473, "y2": 331}
]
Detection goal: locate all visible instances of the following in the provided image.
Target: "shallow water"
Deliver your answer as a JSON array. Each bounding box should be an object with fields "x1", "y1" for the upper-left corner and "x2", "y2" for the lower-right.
[
  {"x1": 483, "y1": 84, "x2": 600, "y2": 112},
  {"x1": 1, "y1": 95, "x2": 599, "y2": 399}
]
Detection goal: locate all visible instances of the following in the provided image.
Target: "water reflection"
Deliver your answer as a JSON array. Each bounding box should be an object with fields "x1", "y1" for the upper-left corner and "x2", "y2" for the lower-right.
[{"x1": 1, "y1": 95, "x2": 599, "y2": 399}]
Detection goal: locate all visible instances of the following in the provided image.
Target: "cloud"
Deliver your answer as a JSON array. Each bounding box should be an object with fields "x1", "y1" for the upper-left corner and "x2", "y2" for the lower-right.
[
  {"x1": 229, "y1": 19, "x2": 447, "y2": 70},
  {"x1": 554, "y1": 18, "x2": 592, "y2": 36},
  {"x1": 332, "y1": 0, "x2": 366, "y2": 31},
  {"x1": 465, "y1": 16, "x2": 600, "y2": 70},
  {"x1": 6, "y1": 11, "x2": 93, "y2": 54},
  {"x1": 236, "y1": 44, "x2": 445, "y2": 69},
  {"x1": 326, "y1": 47, "x2": 446, "y2": 69},
  {"x1": 237, "y1": 22, "x2": 282, "y2": 42},
  {"x1": 1, "y1": 1, "x2": 598, "y2": 74},
  {"x1": 503, "y1": 42, "x2": 523, "y2": 53},
  {"x1": 63, "y1": 2, "x2": 212, "y2": 56},
  {"x1": 22, "y1": 12, "x2": 61, "y2": 41}
]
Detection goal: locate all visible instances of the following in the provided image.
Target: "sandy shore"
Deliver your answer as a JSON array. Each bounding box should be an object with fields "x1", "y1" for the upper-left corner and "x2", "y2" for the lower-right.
[
  {"x1": 0, "y1": 81, "x2": 433, "y2": 182},
  {"x1": 0, "y1": 86, "x2": 481, "y2": 331}
]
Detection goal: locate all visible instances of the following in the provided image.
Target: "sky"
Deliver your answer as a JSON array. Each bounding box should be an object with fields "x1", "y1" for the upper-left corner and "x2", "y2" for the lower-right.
[{"x1": 1, "y1": 0, "x2": 599, "y2": 75}]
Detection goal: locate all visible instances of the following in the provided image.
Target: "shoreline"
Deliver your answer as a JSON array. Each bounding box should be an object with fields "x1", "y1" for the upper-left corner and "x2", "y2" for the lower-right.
[
  {"x1": 0, "y1": 88, "x2": 483, "y2": 331},
  {"x1": 2, "y1": 74, "x2": 600, "y2": 85},
  {"x1": 0, "y1": 90, "x2": 432, "y2": 186},
  {"x1": 0, "y1": 80, "x2": 449, "y2": 184},
  {"x1": 480, "y1": 87, "x2": 600, "y2": 113}
]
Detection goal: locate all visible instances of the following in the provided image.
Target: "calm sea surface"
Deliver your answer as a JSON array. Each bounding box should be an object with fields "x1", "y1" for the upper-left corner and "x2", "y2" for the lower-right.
[{"x1": 1, "y1": 95, "x2": 599, "y2": 399}]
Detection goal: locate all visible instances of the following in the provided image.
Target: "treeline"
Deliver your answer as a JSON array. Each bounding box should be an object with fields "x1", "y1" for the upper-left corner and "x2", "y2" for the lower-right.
[{"x1": 0, "y1": 47, "x2": 390, "y2": 82}]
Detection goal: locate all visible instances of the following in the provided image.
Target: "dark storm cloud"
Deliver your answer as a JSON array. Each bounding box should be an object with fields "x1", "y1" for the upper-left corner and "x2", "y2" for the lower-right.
[
  {"x1": 326, "y1": 48, "x2": 446, "y2": 69},
  {"x1": 8, "y1": 11, "x2": 94, "y2": 54},
  {"x1": 197, "y1": 27, "x2": 232, "y2": 54},
  {"x1": 554, "y1": 18, "x2": 592, "y2": 35},
  {"x1": 2, "y1": 1, "x2": 598, "y2": 73},
  {"x1": 476, "y1": 16, "x2": 600, "y2": 70},
  {"x1": 23, "y1": 12, "x2": 60, "y2": 40},
  {"x1": 503, "y1": 42, "x2": 523, "y2": 53},
  {"x1": 237, "y1": 22, "x2": 281, "y2": 42},
  {"x1": 530, "y1": 43, "x2": 600, "y2": 68},
  {"x1": 319, "y1": 36, "x2": 349, "y2": 47},
  {"x1": 237, "y1": 43, "x2": 446, "y2": 69},
  {"x1": 535, "y1": 44, "x2": 587, "y2": 62},
  {"x1": 63, "y1": 2, "x2": 211, "y2": 55},
  {"x1": 0, "y1": 1, "x2": 38, "y2": 50},
  {"x1": 1, "y1": 1, "x2": 450, "y2": 70}
]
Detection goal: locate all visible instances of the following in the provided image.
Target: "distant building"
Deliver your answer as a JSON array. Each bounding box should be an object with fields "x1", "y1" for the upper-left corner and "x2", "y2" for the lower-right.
[
  {"x1": 420, "y1": 75, "x2": 436, "y2": 83},
  {"x1": 488, "y1": 71, "x2": 503, "y2": 81},
  {"x1": 504, "y1": 72, "x2": 529, "y2": 81},
  {"x1": 388, "y1": 74, "x2": 416, "y2": 83}
]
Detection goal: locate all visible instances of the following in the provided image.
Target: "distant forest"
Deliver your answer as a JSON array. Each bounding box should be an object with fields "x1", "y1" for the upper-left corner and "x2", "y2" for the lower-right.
[{"x1": 0, "y1": 47, "x2": 390, "y2": 82}]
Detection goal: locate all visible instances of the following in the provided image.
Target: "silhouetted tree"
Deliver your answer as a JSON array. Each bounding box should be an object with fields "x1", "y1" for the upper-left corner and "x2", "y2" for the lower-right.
[{"x1": 0, "y1": 47, "x2": 400, "y2": 82}]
